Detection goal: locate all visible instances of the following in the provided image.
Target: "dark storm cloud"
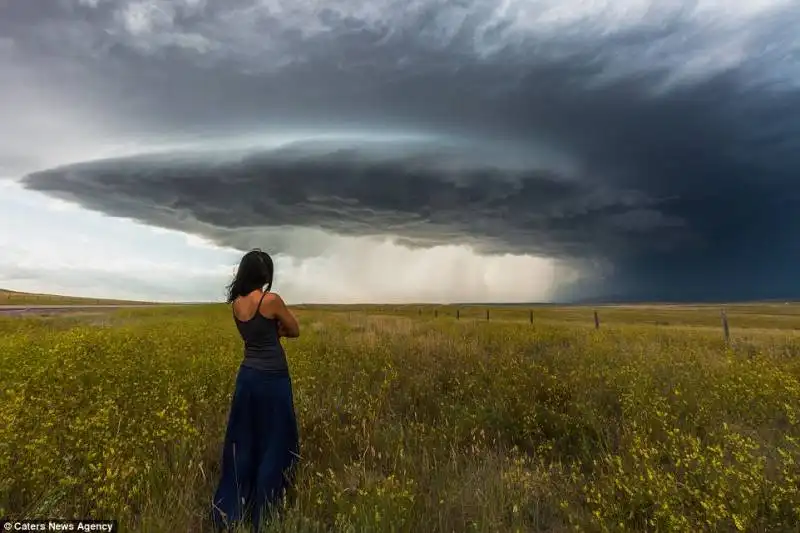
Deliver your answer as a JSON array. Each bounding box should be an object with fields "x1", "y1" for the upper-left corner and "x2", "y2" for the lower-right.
[
  {"x1": 23, "y1": 139, "x2": 680, "y2": 258},
  {"x1": 7, "y1": 0, "x2": 800, "y2": 301}
]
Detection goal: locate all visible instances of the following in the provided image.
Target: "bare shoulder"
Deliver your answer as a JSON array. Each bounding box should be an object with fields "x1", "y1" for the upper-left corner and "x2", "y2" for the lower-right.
[
  {"x1": 262, "y1": 292, "x2": 286, "y2": 304},
  {"x1": 261, "y1": 292, "x2": 292, "y2": 319},
  {"x1": 260, "y1": 292, "x2": 287, "y2": 312}
]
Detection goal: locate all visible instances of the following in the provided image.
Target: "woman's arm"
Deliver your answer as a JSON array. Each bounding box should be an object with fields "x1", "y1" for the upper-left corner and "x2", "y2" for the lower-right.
[{"x1": 270, "y1": 293, "x2": 300, "y2": 338}]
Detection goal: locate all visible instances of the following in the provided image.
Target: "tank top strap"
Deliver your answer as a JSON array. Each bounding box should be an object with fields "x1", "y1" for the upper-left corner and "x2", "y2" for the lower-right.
[
  {"x1": 256, "y1": 290, "x2": 268, "y2": 311},
  {"x1": 232, "y1": 291, "x2": 269, "y2": 322}
]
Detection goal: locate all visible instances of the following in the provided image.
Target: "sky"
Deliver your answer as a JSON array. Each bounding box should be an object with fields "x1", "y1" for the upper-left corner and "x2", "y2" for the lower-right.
[{"x1": 1, "y1": 0, "x2": 799, "y2": 303}]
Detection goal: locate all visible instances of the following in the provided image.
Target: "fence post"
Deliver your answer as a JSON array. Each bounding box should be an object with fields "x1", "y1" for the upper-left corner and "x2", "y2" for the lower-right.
[
  {"x1": 594, "y1": 310, "x2": 600, "y2": 330},
  {"x1": 529, "y1": 310, "x2": 533, "y2": 324},
  {"x1": 434, "y1": 309, "x2": 438, "y2": 318},
  {"x1": 486, "y1": 309, "x2": 490, "y2": 321},
  {"x1": 418, "y1": 308, "x2": 421, "y2": 316},
  {"x1": 721, "y1": 309, "x2": 730, "y2": 345},
  {"x1": 456, "y1": 309, "x2": 460, "y2": 320}
]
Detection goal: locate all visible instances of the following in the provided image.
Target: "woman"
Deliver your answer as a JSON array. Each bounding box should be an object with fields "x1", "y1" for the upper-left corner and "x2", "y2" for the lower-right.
[{"x1": 211, "y1": 249, "x2": 301, "y2": 532}]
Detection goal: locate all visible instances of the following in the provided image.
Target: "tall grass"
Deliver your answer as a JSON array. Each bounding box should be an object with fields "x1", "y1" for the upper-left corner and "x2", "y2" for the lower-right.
[{"x1": 1, "y1": 306, "x2": 800, "y2": 531}]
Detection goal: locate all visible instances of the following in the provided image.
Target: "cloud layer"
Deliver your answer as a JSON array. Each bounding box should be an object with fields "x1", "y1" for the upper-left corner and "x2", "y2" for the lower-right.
[
  {"x1": 5, "y1": 0, "x2": 800, "y2": 301},
  {"x1": 24, "y1": 140, "x2": 680, "y2": 257}
]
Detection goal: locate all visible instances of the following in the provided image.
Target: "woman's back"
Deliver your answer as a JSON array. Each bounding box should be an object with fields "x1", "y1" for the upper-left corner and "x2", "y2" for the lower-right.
[
  {"x1": 213, "y1": 249, "x2": 301, "y2": 532},
  {"x1": 233, "y1": 291, "x2": 288, "y2": 375}
]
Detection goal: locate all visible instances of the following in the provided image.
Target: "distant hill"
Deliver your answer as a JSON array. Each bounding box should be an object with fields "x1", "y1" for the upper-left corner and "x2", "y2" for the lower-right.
[{"x1": 0, "y1": 289, "x2": 156, "y2": 306}]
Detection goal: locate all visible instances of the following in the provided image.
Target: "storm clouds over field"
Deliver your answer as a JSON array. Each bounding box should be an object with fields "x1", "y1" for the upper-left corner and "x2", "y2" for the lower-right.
[{"x1": 3, "y1": 0, "x2": 800, "y2": 301}]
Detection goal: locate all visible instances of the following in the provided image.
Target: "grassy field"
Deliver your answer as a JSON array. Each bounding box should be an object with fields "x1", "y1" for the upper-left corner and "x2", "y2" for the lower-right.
[
  {"x1": 0, "y1": 288, "x2": 155, "y2": 306},
  {"x1": 2, "y1": 303, "x2": 800, "y2": 532}
]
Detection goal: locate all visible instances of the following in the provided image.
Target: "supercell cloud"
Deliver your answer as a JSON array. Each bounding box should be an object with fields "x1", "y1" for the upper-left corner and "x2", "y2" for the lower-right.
[{"x1": 3, "y1": 0, "x2": 800, "y2": 301}]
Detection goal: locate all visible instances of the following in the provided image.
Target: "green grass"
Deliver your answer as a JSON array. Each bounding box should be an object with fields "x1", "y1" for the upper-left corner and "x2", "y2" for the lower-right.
[{"x1": 2, "y1": 304, "x2": 800, "y2": 532}]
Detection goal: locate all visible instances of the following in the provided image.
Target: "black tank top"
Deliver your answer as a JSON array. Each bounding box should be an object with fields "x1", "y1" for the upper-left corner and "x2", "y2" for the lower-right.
[{"x1": 233, "y1": 291, "x2": 289, "y2": 375}]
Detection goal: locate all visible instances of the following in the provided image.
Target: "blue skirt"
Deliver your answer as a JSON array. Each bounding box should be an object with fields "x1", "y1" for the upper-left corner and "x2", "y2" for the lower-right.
[{"x1": 211, "y1": 365, "x2": 300, "y2": 532}]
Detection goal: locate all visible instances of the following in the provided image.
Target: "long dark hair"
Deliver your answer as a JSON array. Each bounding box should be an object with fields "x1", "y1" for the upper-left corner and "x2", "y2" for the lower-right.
[{"x1": 226, "y1": 249, "x2": 274, "y2": 304}]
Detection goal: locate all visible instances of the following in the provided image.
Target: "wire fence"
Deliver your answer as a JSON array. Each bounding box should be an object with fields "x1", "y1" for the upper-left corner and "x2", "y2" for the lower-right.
[{"x1": 322, "y1": 304, "x2": 754, "y2": 344}]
